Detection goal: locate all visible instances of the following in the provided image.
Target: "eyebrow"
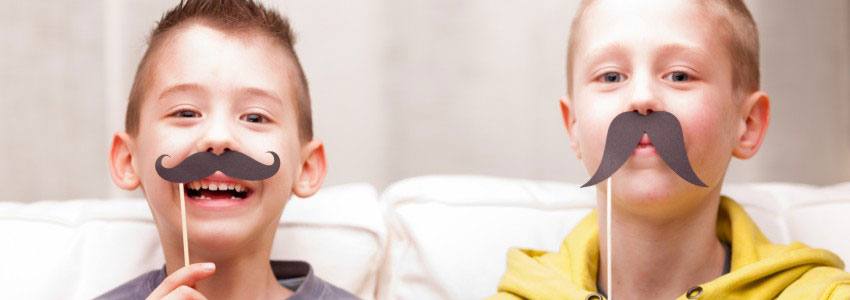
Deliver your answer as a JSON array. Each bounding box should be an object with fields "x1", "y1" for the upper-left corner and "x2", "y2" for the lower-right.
[
  {"x1": 653, "y1": 43, "x2": 711, "y2": 59},
  {"x1": 158, "y1": 83, "x2": 207, "y2": 101},
  {"x1": 158, "y1": 83, "x2": 284, "y2": 105},
  {"x1": 238, "y1": 86, "x2": 284, "y2": 105},
  {"x1": 579, "y1": 42, "x2": 711, "y2": 70},
  {"x1": 580, "y1": 42, "x2": 630, "y2": 70}
]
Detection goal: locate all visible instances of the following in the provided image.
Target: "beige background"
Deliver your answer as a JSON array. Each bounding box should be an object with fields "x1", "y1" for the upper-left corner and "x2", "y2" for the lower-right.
[{"x1": 0, "y1": 1, "x2": 848, "y2": 202}]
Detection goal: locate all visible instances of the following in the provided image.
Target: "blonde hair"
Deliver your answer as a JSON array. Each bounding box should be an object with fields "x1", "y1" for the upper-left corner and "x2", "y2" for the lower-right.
[{"x1": 565, "y1": 0, "x2": 760, "y2": 97}]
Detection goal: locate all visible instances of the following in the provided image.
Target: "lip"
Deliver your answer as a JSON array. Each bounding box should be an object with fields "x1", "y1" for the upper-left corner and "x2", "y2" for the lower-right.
[
  {"x1": 196, "y1": 171, "x2": 249, "y2": 186},
  {"x1": 186, "y1": 193, "x2": 251, "y2": 210},
  {"x1": 634, "y1": 133, "x2": 656, "y2": 156},
  {"x1": 633, "y1": 144, "x2": 657, "y2": 155}
]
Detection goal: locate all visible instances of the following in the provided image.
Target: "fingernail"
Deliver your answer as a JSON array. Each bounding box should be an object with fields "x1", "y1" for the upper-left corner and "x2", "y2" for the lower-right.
[{"x1": 200, "y1": 262, "x2": 215, "y2": 271}]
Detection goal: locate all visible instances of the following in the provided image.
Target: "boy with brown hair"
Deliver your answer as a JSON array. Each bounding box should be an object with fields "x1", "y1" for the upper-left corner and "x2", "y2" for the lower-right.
[
  {"x1": 491, "y1": 0, "x2": 850, "y2": 299},
  {"x1": 99, "y1": 0, "x2": 358, "y2": 299}
]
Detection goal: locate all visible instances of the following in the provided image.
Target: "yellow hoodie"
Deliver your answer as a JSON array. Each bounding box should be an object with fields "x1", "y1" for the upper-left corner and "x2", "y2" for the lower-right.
[{"x1": 490, "y1": 197, "x2": 850, "y2": 300}]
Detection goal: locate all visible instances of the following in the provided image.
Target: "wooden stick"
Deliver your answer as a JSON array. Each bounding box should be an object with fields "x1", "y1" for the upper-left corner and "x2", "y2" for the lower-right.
[
  {"x1": 607, "y1": 177, "x2": 612, "y2": 300},
  {"x1": 179, "y1": 183, "x2": 190, "y2": 268}
]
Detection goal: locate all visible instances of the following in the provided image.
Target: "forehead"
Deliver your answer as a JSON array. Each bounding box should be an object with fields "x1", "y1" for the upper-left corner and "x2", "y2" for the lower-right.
[
  {"x1": 144, "y1": 23, "x2": 297, "y2": 105},
  {"x1": 575, "y1": 0, "x2": 720, "y2": 61}
]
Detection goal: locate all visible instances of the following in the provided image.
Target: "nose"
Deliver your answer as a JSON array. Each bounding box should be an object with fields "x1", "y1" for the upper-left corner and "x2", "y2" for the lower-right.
[
  {"x1": 197, "y1": 113, "x2": 236, "y2": 155},
  {"x1": 626, "y1": 72, "x2": 663, "y2": 115}
]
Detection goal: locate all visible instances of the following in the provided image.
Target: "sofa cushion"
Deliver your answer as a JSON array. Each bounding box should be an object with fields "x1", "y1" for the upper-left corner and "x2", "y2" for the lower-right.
[
  {"x1": 378, "y1": 175, "x2": 850, "y2": 300},
  {"x1": 0, "y1": 183, "x2": 385, "y2": 300}
]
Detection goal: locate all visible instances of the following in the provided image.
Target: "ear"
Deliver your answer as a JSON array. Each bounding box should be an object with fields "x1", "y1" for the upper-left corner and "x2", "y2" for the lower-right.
[
  {"x1": 560, "y1": 96, "x2": 582, "y2": 160},
  {"x1": 732, "y1": 91, "x2": 770, "y2": 159},
  {"x1": 293, "y1": 139, "x2": 327, "y2": 198},
  {"x1": 109, "y1": 132, "x2": 141, "y2": 190}
]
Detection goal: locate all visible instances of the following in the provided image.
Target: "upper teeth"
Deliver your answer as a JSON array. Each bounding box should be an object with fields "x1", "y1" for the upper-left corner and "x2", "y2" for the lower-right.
[{"x1": 189, "y1": 181, "x2": 245, "y2": 192}]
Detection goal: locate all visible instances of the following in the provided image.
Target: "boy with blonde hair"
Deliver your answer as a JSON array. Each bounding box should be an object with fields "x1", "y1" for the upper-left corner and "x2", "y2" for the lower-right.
[{"x1": 492, "y1": 0, "x2": 850, "y2": 299}]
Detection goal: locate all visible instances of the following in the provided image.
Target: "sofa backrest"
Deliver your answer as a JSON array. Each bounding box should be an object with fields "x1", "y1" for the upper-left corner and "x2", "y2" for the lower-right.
[
  {"x1": 377, "y1": 176, "x2": 850, "y2": 300},
  {"x1": 2, "y1": 176, "x2": 848, "y2": 300},
  {"x1": 0, "y1": 183, "x2": 386, "y2": 300}
]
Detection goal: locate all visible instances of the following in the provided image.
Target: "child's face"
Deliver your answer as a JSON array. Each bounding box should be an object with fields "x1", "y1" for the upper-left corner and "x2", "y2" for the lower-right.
[
  {"x1": 116, "y1": 24, "x2": 320, "y2": 255},
  {"x1": 564, "y1": 0, "x2": 746, "y2": 213}
]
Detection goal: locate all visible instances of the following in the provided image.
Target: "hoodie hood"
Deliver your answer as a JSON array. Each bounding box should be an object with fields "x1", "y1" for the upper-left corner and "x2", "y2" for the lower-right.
[{"x1": 492, "y1": 196, "x2": 849, "y2": 300}]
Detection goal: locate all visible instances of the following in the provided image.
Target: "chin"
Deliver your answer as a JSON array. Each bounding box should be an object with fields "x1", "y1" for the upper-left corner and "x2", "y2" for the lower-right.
[
  {"x1": 188, "y1": 217, "x2": 266, "y2": 254},
  {"x1": 611, "y1": 169, "x2": 688, "y2": 207},
  {"x1": 616, "y1": 179, "x2": 673, "y2": 203},
  {"x1": 610, "y1": 169, "x2": 716, "y2": 221}
]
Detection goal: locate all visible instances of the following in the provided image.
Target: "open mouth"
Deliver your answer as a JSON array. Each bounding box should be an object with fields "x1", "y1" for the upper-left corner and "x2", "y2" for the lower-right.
[{"x1": 185, "y1": 180, "x2": 252, "y2": 200}]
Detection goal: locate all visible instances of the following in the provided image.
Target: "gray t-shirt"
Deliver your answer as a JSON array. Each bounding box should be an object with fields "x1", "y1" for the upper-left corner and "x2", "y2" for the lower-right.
[{"x1": 94, "y1": 260, "x2": 359, "y2": 300}]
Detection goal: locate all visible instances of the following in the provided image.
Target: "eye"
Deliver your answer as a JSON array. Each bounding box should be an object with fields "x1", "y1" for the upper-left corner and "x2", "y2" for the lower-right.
[
  {"x1": 598, "y1": 71, "x2": 627, "y2": 83},
  {"x1": 666, "y1": 71, "x2": 690, "y2": 82},
  {"x1": 173, "y1": 109, "x2": 200, "y2": 118},
  {"x1": 241, "y1": 113, "x2": 267, "y2": 123}
]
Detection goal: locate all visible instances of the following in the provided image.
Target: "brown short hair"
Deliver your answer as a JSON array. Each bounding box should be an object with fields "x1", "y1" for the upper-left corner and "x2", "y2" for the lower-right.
[
  {"x1": 566, "y1": 0, "x2": 760, "y2": 98},
  {"x1": 125, "y1": 0, "x2": 312, "y2": 141}
]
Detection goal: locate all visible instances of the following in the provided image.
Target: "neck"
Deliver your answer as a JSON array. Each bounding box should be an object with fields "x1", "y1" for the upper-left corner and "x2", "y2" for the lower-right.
[
  {"x1": 597, "y1": 187, "x2": 727, "y2": 300},
  {"x1": 161, "y1": 227, "x2": 292, "y2": 300}
]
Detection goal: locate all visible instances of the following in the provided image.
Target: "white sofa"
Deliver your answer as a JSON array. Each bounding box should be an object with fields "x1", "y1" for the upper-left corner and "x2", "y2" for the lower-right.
[
  {"x1": 0, "y1": 184, "x2": 385, "y2": 300},
  {"x1": 1, "y1": 176, "x2": 848, "y2": 300}
]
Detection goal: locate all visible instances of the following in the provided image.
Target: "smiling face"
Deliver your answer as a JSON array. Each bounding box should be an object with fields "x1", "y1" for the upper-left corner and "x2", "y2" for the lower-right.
[
  {"x1": 562, "y1": 0, "x2": 760, "y2": 217},
  {"x1": 110, "y1": 23, "x2": 325, "y2": 259}
]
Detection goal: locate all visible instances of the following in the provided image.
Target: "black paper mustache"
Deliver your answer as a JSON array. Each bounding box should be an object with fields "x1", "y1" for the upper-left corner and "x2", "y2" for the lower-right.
[
  {"x1": 155, "y1": 151, "x2": 280, "y2": 183},
  {"x1": 581, "y1": 111, "x2": 707, "y2": 188}
]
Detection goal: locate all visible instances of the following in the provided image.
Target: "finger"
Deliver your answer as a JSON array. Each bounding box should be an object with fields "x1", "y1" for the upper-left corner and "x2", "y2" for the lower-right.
[
  {"x1": 161, "y1": 285, "x2": 208, "y2": 300},
  {"x1": 146, "y1": 263, "x2": 215, "y2": 300}
]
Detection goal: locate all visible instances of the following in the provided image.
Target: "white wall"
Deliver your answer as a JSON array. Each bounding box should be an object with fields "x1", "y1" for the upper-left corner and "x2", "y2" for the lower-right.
[
  {"x1": 741, "y1": 0, "x2": 850, "y2": 184},
  {"x1": 0, "y1": 0, "x2": 847, "y2": 202}
]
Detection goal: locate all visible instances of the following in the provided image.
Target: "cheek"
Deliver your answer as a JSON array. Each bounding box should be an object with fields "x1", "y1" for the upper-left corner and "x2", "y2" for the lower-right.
[
  {"x1": 250, "y1": 133, "x2": 301, "y2": 188},
  {"x1": 676, "y1": 105, "x2": 735, "y2": 176},
  {"x1": 135, "y1": 131, "x2": 198, "y2": 187},
  {"x1": 135, "y1": 138, "x2": 179, "y2": 208},
  {"x1": 574, "y1": 103, "x2": 618, "y2": 169},
  {"x1": 258, "y1": 146, "x2": 300, "y2": 215}
]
